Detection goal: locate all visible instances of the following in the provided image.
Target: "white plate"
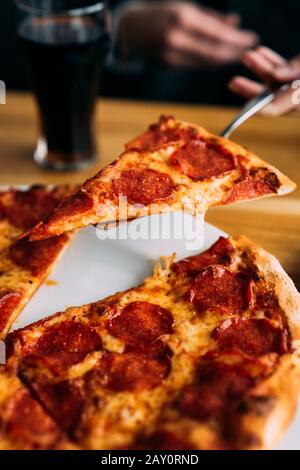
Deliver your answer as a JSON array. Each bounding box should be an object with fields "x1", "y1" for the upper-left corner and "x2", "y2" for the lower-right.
[
  {"x1": 0, "y1": 211, "x2": 298, "y2": 450},
  {"x1": 14, "y1": 213, "x2": 220, "y2": 329}
]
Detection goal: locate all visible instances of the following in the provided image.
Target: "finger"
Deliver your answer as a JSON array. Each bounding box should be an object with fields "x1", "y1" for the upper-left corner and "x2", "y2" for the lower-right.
[
  {"x1": 224, "y1": 13, "x2": 241, "y2": 27},
  {"x1": 228, "y1": 76, "x2": 266, "y2": 99},
  {"x1": 256, "y1": 46, "x2": 286, "y2": 66},
  {"x1": 201, "y1": 7, "x2": 241, "y2": 27},
  {"x1": 242, "y1": 50, "x2": 277, "y2": 81},
  {"x1": 166, "y1": 30, "x2": 249, "y2": 66},
  {"x1": 291, "y1": 54, "x2": 300, "y2": 68},
  {"x1": 197, "y1": 13, "x2": 258, "y2": 48},
  {"x1": 229, "y1": 76, "x2": 300, "y2": 116},
  {"x1": 261, "y1": 87, "x2": 298, "y2": 116},
  {"x1": 272, "y1": 61, "x2": 300, "y2": 83},
  {"x1": 243, "y1": 48, "x2": 300, "y2": 84},
  {"x1": 177, "y1": 6, "x2": 258, "y2": 48}
]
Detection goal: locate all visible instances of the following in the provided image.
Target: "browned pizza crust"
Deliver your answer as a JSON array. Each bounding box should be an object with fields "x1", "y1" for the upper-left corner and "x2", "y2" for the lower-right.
[
  {"x1": 147, "y1": 236, "x2": 300, "y2": 450},
  {"x1": 233, "y1": 235, "x2": 300, "y2": 340},
  {"x1": 230, "y1": 236, "x2": 300, "y2": 449}
]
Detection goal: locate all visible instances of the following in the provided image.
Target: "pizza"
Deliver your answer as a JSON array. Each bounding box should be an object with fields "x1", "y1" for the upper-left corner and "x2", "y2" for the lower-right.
[
  {"x1": 25, "y1": 116, "x2": 295, "y2": 241},
  {"x1": 0, "y1": 366, "x2": 76, "y2": 449},
  {"x1": 0, "y1": 185, "x2": 74, "y2": 339},
  {"x1": 5, "y1": 235, "x2": 300, "y2": 450}
]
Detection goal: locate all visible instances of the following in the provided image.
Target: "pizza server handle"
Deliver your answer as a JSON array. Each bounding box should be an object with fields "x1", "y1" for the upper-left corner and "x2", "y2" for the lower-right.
[{"x1": 220, "y1": 83, "x2": 290, "y2": 139}]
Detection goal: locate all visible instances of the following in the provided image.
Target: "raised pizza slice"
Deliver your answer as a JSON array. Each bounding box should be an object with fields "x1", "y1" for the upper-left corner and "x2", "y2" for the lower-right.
[
  {"x1": 7, "y1": 235, "x2": 300, "y2": 450},
  {"x1": 26, "y1": 116, "x2": 295, "y2": 241},
  {"x1": 0, "y1": 366, "x2": 76, "y2": 449},
  {"x1": 0, "y1": 185, "x2": 74, "y2": 339}
]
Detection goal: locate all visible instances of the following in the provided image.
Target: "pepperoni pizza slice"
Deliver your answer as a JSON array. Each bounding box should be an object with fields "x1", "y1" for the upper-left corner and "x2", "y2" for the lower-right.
[
  {"x1": 0, "y1": 185, "x2": 75, "y2": 339},
  {"x1": 0, "y1": 366, "x2": 77, "y2": 449},
  {"x1": 6, "y1": 235, "x2": 300, "y2": 450},
  {"x1": 26, "y1": 116, "x2": 295, "y2": 241}
]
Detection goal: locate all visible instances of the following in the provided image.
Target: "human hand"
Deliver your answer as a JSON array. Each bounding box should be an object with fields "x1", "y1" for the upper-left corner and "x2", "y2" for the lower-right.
[
  {"x1": 116, "y1": 1, "x2": 258, "y2": 68},
  {"x1": 229, "y1": 47, "x2": 300, "y2": 116}
]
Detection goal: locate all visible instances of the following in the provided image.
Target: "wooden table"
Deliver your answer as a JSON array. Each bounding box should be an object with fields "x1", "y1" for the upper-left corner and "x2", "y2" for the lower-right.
[{"x1": 1, "y1": 92, "x2": 299, "y2": 288}]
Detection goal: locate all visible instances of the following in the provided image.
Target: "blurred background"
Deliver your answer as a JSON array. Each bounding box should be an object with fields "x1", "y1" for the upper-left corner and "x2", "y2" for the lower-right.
[
  {"x1": 2, "y1": 0, "x2": 300, "y2": 105},
  {"x1": 0, "y1": 1, "x2": 299, "y2": 292}
]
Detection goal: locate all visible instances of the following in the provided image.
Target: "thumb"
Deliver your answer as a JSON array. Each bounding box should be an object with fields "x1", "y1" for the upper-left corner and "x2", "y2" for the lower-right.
[
  {"x1": 261, "y1": 86, "x2": 298, "y2": 116},
  {"x1": 273, "y1": 55, "x2": 300, "y2": 82}
]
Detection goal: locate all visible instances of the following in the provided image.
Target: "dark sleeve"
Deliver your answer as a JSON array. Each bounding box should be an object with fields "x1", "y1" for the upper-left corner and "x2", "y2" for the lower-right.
[
  {"x1": 107, "y1": 0, "x2": 130, "y2": 8},
  {"x1": 0, "y1": 0, "x2": 29, "y2": 90}
]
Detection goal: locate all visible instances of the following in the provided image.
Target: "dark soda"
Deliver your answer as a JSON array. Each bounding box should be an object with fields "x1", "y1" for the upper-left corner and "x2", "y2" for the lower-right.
[{"x1": 18, "y1": 15, "x2": 109, "y2": 169}]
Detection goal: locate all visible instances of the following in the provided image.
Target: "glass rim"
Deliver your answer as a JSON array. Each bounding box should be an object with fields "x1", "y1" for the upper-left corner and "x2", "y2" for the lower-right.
[{"x1": 15, "y1": 1, "x2": 105, "y2": 16}]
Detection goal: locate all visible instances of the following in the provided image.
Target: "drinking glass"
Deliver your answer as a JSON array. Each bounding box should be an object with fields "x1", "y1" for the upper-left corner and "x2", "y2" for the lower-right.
[{"x1": 16, "y1": 0, "x2": 110, "y2": 171}]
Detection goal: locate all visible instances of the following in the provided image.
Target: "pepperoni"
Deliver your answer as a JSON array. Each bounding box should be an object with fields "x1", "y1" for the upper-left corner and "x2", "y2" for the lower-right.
[
  {"x1": 251, "y1": 167, "x2": 280, "y2": 189},
  {"x1": 255, "y1": 290, "x2": 279, "y2": 311},
  {"x1": 125, "y1": 115, "x2": 193, "y2": 152},
  {"x1": 51, "y1": 190, "x2": 94, "y2": 220},
  {"x1": 2, "y1": 388, "x2": 61, "y2": 447},
  {"x1": 0, "y1": 291, "x2": 22, "y2": 333},
  {"x1": 23, "y1": 321, "x2": 102, "y2": 368},
  {"x1": 222, "y1": 168, "x2": 279, "y2": 204},
  {"x1": 106, "y1": 301, "x2": 173, "y2": 348},
  {"x1": 112, "y1": 169, "x2": 174, "y2": 206},
  {"x1": 189, "y1": 266, "x2": 252, "y2": 314},
  {"x1": 178, "y1": 361, "x2": 256, "y2": 421},
  {"x1": 125, "y1": 126, "x2": 180, "y2": 152},
  {"x1": 1, "y1": 187, "x2": 61, "y2": 230},
  {"x1": 223, "y1": 179, "x2": 274, "y2": 204},
  {"x1": 87, "y1": 350, "x2": 170, "y2": 392},
  {"x1": 32, "y1": 190, "x2": 94, "y2": 233},
  {"x1": 31, "y1": 380, "x2": 84, "y2": 434},
  {"x1": 9, "y1": 234, "x2": 69, "y2": 276},
  {"x1": 169, "y1": 140, "x2": 236, "y2": 181},
  {"x1": 254, "y1": 291, "x2": 284, "y2": 325},
  {"x1": 173, "y1": 236, "x2": 233, "y2": 275},
  {"x1": 213, "y1": 318, "x2": 289, "y2": 356}
]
